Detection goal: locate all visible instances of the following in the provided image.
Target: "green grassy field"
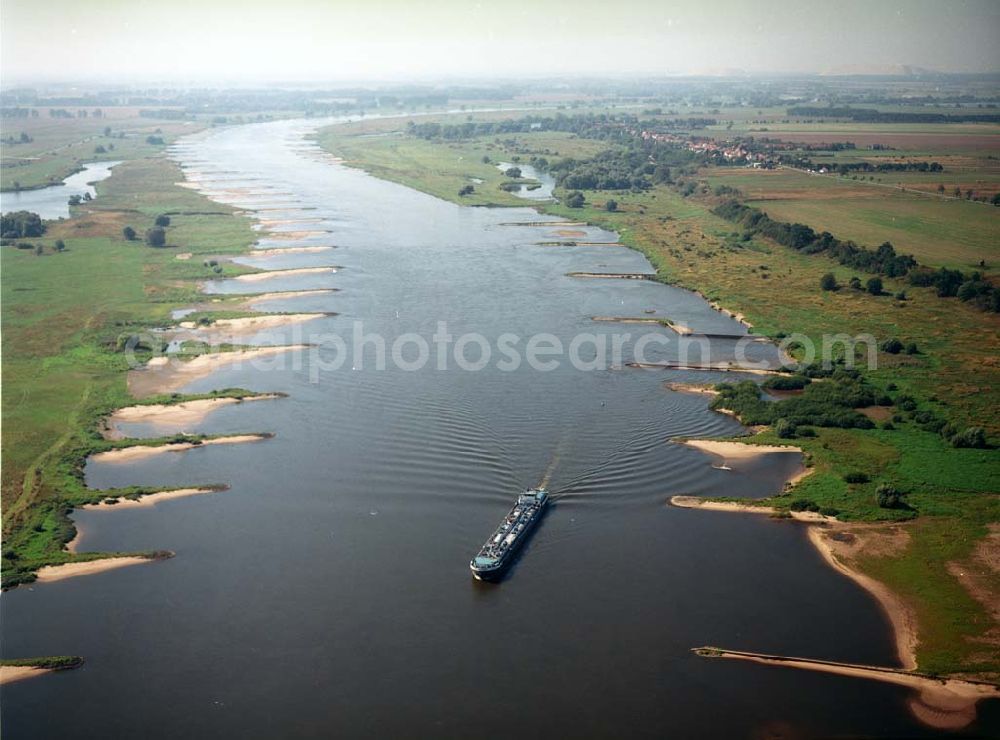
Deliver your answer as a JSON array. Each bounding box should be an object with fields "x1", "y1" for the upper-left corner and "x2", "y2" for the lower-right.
[
  {"x1": 318, "y1": 119, "x2": 606, "y2": 207},
  {"x1": 1, "y1": 154, "x2": 260, "y2": 585},
  {"x1": 1, "y1": 109, "x2": 199, "y2": 191},
  {"x1": 702, "y1": 168, "x2": 999, "y2": 270},
  {"x1": 316, "y1": 124, "x2": 1000, "y2": 677}
]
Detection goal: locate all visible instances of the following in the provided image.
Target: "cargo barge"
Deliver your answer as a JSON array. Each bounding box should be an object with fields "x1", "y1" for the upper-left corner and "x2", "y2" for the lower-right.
[{"x1": 470, "y1": 489, "x2": 548, "y2": 581}]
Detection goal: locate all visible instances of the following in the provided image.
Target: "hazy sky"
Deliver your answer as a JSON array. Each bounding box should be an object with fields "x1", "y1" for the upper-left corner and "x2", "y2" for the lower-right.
[{"x1": 2, "y1": 0, "x2": 998, "y2": 84}]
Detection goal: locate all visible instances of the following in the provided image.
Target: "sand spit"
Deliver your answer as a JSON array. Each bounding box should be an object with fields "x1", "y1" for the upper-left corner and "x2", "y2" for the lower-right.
[
  {"x1": 104, "y1": 395, "x2": 281, "y2": 439},
  {"x1": 231, "y1": 267, "x2": 336, "y2": 282},
  {"x1": 34, "y1": 555, "x2": 163, "y2": 583},
  {"x1": 628, "y1": 361, "x2": 781, "y2": 375},
  {"x1": 502, "y1": 221, "x2": 587, "y2": 226},
  {"x1": 251, "y1": 230, "x2": 331, "y2": 240},
  {"x1": 669, "y1": 496, "x2": 831, "y2": 522},
  {"x1": 693, "y1": 648, "x2": 999, "y2": 731},
  {"x1": 89, "y1": 434, "x2": 270, "y2": 464},
  {"x1": 680, "y1": 439, "x2": 802, "y2": 462},
  {"x1": 241, "y1": 289, "x2": 337, "y2": 307},
  {"x1": 80, "y1": 488, "x2": 224, "y2": 512},
  {"x1": 250, "y1": 246, "x2": 335, "y2": 256},
  {"x1": 591, "y1": 316, "x2": 665, "y2": 325},
  {"x1": 665, "y1": 382, "x2": 719, "y2": 396},
  {"x1": 128, "y1": 345, "x2": 310, "y2": 397},
  {"x1": 180, "y1": 313, "x2": 327, "y2": 333},
  {"x1": 0, "y1": 667, "x2": 54, "y2": 685},
  {"x1": 567, "y1": 272, "x2": 655, "y2": 280},
  {"x1": 257, "y1": 218, "x2": 327, "y2": 227}
]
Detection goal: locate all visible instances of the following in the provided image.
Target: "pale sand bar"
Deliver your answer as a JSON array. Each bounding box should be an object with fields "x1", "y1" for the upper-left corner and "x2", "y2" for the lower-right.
[
  {"x1": 105, "y1": 395, "x2": 280, "y2": 438},
  {"x1": 89, "y1": 434, "x2": 269, "y2": 464},
  {"x1": 128, "y1": 345, "x2": 309, "y2": 397},
  {"x1": 35, "y1": 556, "x2": 155, "y2": 583}
]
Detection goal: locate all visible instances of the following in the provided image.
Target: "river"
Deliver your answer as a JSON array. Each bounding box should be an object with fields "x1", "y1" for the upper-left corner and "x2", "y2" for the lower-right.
[
  {"x1": 0, "y1": 161, "x2": 120, "y2": 220},
  {"x1": 1, "y1": 119, "x2": 985, "y2": 738}
]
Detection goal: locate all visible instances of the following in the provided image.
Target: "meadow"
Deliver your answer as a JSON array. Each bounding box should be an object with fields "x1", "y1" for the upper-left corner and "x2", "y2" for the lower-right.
[
  {"x1": 702, "y1": 168, "x2": 998, "y2": 270},
  {"x1": 1, "y1": 108, "x2": 196, "y2": 191}
]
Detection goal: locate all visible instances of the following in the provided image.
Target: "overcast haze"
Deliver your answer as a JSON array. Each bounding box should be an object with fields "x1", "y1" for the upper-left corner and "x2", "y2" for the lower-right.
[{"x1": 2, "y1": 0, "x2": 999, "y2": 84}]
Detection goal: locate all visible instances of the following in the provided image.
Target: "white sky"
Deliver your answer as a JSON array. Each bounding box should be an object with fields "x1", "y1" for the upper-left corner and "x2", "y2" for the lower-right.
[{"x1": 2, "y1": 0, "x2": 998, "y2": 84}]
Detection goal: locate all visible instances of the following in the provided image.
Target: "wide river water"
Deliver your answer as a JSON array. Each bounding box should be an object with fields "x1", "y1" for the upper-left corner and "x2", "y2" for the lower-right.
[{"x1": 3, "y1": 119, "x2": 995, "y2": 738}]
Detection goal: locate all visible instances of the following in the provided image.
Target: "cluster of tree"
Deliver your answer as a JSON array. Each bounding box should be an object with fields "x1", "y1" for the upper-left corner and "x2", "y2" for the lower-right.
[
  {"x1": 122, "y1": 214, "x2": 170, "y2": 247},
  {"x1": 828, "y1": 160, "x2": 943, "y2": 174},
  {"x1": 0, "y1": 211, "x2": 45, "y2": 239},
  {"x1": 0, "y1": 107, "x2": 40, "y2": 119},
  {"x1": 709, "y1": 373, "x2": 885, "y2": 432},
  {"x1": 712, "y1": 200, "x2": 917, "y2": 277},
  {"x1": 2, "y1": 132, "x2": 33, "y2": 145},
  {"x1": 145, "y1": 135, "x2": 165, "y2": 145},
  {"x1": 68, "y1": 192, "x2": 93, "y2": 206},
  {"x1": 787, "y1": 107, "x2": 1000, "y2": 124},
  {"x1": 908, "y1": 267, "x2": 1000, "y2": 311},
  {"x1": 139, "y1": 108, "x2": 186, "y2": 119},
  {"x1": 407, "y1": 113, "x2": 635, "y2": 143}
]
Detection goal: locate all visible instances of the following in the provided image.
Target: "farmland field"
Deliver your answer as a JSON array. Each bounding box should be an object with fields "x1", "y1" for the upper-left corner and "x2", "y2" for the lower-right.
[{"x1": 703, "y1": 167, "x2": 1000, "y2": 270}]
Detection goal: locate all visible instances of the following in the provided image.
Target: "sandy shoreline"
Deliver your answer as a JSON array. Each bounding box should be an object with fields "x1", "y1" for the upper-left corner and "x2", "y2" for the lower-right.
[
  {"x1": 35, "y1": 556, "x2": 158, "y2": 583},
  {"x1": 79, "y1": 487, "x2": 223, "y2": 512},
  {"x1": 808, "y1": 526, "x2": 919, "y2": 670},
  {"x1": 679, "y1": 438, "x2": 803, "y2": 462},
  {"x1": 696, "y1": 648, "x2": 999, "y2": 730},
  {"x1": 231, "y1": 267, "x2": 335, "y2": 282},
  {"x1": 250, "y1": 246, "x2": 335, "y2": 256},
  {"x1": 665, "y1": 382, "x2": 719, "y2": 396},
  {"x1": 242, "y1": 289, "x2": 336, "y2": 306},
  {"x1": 672, "y1": 492, "x2": 918, "y2": 675},
  {"x1": 178, "y1": 313, "x2": 327, "y2": 337},
  {"x1": 128, "y1": 345, "x2": 310, "y2": 397},
  {"x1": 89, "y1": 434, "x2": 270, "y2": 464},
  {"x1": 0, "y1": 666, "x2": 54, "y2": 685},
  {"x1": 104, "y1": 395, "x2": 280, "y2": 438}
]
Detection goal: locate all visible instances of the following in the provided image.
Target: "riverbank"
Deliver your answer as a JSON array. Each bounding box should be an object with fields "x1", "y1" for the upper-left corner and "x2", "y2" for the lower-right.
[{"x1": 693, "y1": 647, "x2": 1000, "y2": 731}]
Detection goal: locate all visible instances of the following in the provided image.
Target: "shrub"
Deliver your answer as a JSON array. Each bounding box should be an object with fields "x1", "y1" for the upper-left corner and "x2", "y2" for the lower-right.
[
  {"x1": 880, "y1": 338, "x2": 904, "y2": 354},
  {"x1": 819, "y1": 507, "x2": 840, "y2": 517},
  {"x1": 951, "y1": 427, "x2": 987, "y2": 449},
  {"x1": 866, "y1": 277, "x2": 883, "y2": 295},
  {"x1": 774, "y1": 419, "x2": 796, "y2": 438},
  {"x1": 605, "y1": 199, "x2": 618, "y2": 212},
  {"x1": 54, "y1": 239, "x2": 66, "y2": 252},
  {"x1": 122, "y1": 226, "x2": 137, "y2": 241},
  {"x1": 458, "y1": 184, "x2": 474, "y2": 196},
  {"x1": 843, "y1": 471, "x2": 869, "y2": 484},
  {"x1": 876, "y1": 484, "x2": 904, "y2": 509},
  {"x1": 790, "y1": 499, "x2": 820, "y2": 512},
  {"x1": 849, "y1": 277, "x2": 862, "y2": 290},
  {"x1": 504, "y1": 167, "x2": 522, "y2": 178},
  {"x1": 820, "y1": 272, "x2": 838, "y2": 291},
  {"x1": 145, "y1": 227, "x2": 166, "y2": 248},
  {"x1": 762, "y1": 375, "x2": 811, "y2": 391},
  {"x1": 565, "y1": 191, "x2": 585, "y2": 208},
  {"x1": 154, "y1": 214, "x2": 171, "y2": 227},
  {"x1": 905, "y1": 342, "x2": 919, "y2": 355},
  {"x1": 881, "y1": 421, "x2": 895, "y2": 430},
  {"x1": 796, "y1": 427, "x2": 816, "y2": 437}
]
